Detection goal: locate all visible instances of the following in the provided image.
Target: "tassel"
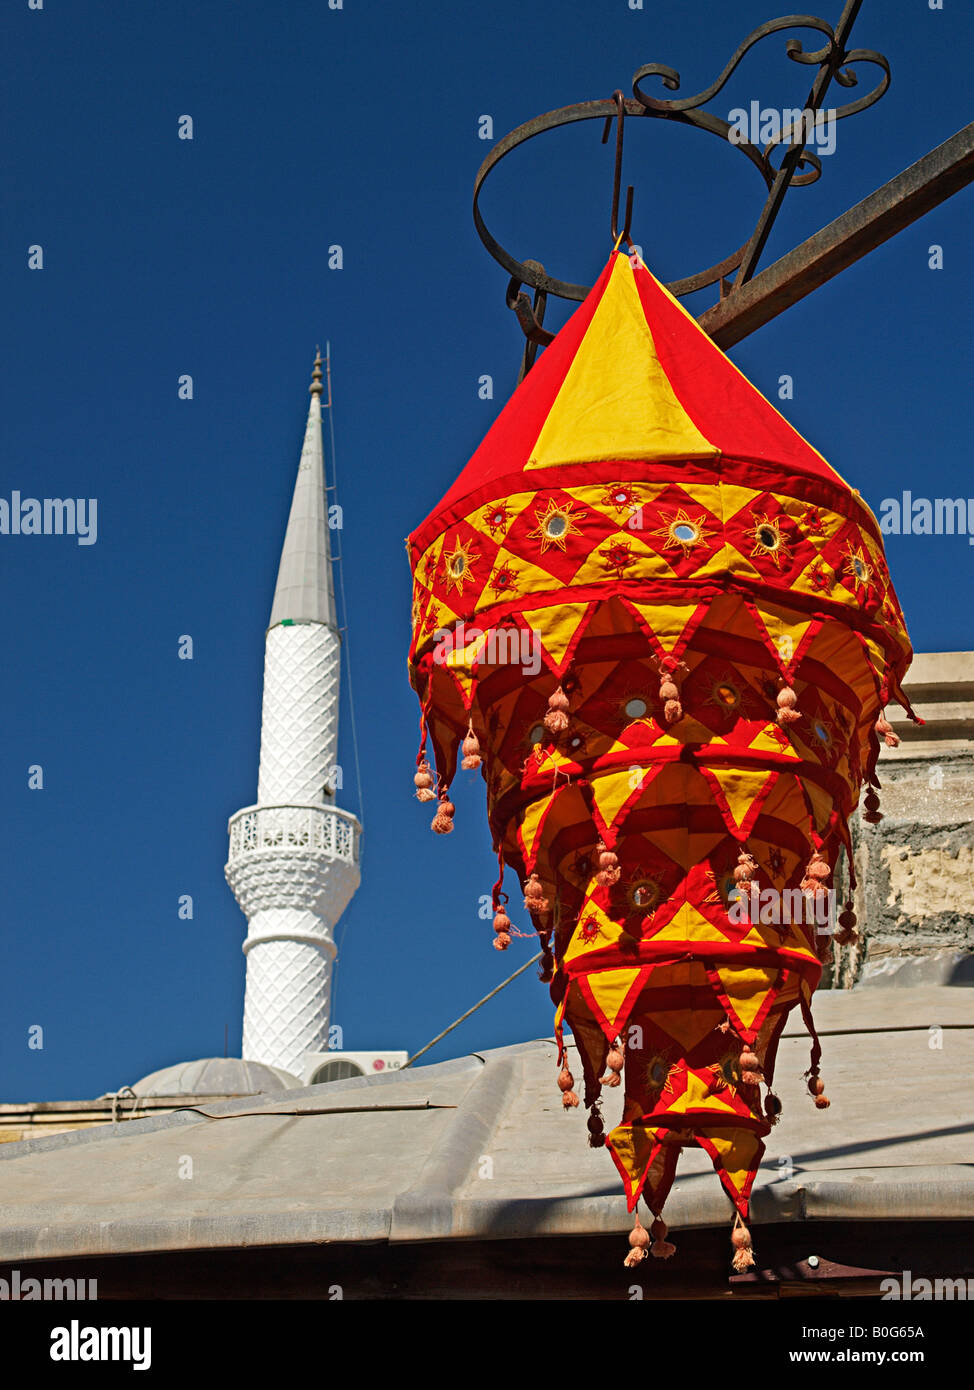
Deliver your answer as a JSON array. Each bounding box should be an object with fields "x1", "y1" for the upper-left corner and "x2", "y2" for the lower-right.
[
  {"x1": 557, "y1": 1065, "x2": 579, "y2": 1108},
  {"x1": 650, "y1": 1217, "x2": 676, "y2": 1259},
  {"x1": 739, "y1": 1047, "x2": 764, "y2": 1086},
  {"x1": 523, "y1": 872, "x2": 549, "y2": 914},
  {"x1": 807, "y1": 1074, "x2": 830, "y2": 1109},
  {"x1": 658, "y1": 655, "x2": 683, "y2": 724},
  {"x1": 875, "y1": 713, "x2": 900, "y2": 749},
  {"x1": 413, "y1": 758, "x2": 436, "y2": 803},
  {"x1": 492, "y1": 906, "x2": 511, "y2": 951},
  {"x1": 776, "y1": 683, "x2": 802, "y2": 726},
  {"x1": 544, "y1": 685, "x2": 570, "y2": 735},
  {"x1": 801, "y1": 849, "x2": 830, "y2": 905},
  {"x1": 733, "y1": 847, "x2": 758, "y2": 888},
  {"x1": 623, "y1": 1213, "x2": 650, "y2": 1268},
  {"x1": 730, "y1": 1212, "x2": 755, "y2": 1272},
  {"x1": 863, "y1": 787, "x2": 883, "y2": 824},
  {"x1": 764, "y1": 1092, "x2": 782, "y2": 1125},
  {"x1": 600, "y1": 1042, "x2": 624, "y2": 1088},
  {"x1": 595, "y1": 841, "x2": 621, "y2": 887},
  {"x1": 461, "y1": 722, "x2": 482, "y2": 770},
  {"x1": 587, "y1": 1107, "x2": 605, "y2": 1148},
  {"x1": 834, "y1": 901, "x2": 858, "y2": 946},
  {"x1": 800, "y1": 994, "x2": 831, "y2": 1109},
  {"x1": 431, "y1": 793, "x2": 455, "y2": 834}
]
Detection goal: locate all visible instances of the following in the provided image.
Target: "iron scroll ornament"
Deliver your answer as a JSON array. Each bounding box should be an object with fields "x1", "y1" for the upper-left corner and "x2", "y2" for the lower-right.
[{"x1": 472, "y1": 10, "x2": 890, "y2": 314}]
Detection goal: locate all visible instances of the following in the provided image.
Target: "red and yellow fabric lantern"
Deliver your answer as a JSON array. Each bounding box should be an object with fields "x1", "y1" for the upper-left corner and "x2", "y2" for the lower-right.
[{"x1": 407, "y1": 249, "x2": 915, "y2": 1270}]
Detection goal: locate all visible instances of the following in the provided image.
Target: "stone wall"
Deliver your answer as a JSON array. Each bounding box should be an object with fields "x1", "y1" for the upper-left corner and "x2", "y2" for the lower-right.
[{"x1": 830, "y1": 651, "x2": 974, "y2": 988}]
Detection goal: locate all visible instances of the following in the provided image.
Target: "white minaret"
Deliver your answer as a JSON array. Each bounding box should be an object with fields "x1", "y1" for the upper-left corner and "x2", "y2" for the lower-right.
[{"x1": 225, "y1": 351, "x2": 361, "y2": 1077}]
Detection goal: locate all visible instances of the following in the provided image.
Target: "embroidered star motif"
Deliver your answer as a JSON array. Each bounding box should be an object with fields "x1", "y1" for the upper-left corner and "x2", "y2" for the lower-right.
[
  {"x1": 527, "y1": 498, "x2": 586, "y2": 553},
  {"x1": 443, "y1": 536, "x2": 480, "y2": 594}
]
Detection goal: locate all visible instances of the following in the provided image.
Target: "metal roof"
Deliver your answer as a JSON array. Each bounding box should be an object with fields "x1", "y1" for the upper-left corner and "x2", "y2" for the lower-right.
[{"x1": 0, "y1": 985, "x2": 971, "y2": 1264}]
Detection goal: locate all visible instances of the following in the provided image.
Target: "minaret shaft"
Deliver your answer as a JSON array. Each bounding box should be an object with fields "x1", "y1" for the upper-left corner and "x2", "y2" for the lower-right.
[{"x1": 226, "y1": 351, "x2": 361, "y2": 1078}]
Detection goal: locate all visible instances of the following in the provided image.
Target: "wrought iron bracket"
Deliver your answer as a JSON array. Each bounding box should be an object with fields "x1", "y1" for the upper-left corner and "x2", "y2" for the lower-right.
[{"x1": 472, "y1": 2, "x2": 891, "y2": 359}]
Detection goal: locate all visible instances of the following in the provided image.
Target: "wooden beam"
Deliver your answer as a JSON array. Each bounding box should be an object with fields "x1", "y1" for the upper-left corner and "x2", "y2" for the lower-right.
[{"x1": 699, "y1": 122, "x2": 974, "y2": 348}]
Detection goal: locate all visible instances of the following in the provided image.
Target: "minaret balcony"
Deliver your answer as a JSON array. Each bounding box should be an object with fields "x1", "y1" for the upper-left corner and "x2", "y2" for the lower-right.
[{"x1": 227, "y1": 803, "x2": 361, "y2": 867}]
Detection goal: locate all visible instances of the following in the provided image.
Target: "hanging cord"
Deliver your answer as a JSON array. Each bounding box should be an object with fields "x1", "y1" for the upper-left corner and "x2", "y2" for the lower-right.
[
  {"x1": 402, "y1": 951, "x2": 543, "y2": 1070},
  {"x1": 324, "y1": 342, "x2": 365, "y2": 830}
]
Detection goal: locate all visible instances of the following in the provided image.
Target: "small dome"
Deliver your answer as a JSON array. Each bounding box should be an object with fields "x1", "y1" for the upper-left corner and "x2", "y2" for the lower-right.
[{"x1": 128, "y1": 1057, "x2": 302, "y2": 1097}]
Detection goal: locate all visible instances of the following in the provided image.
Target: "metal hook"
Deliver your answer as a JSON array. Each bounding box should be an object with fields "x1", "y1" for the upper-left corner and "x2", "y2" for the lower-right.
[
  {"x1": 601, "y1": 90, "x2": 634, "y2": 245},
  {"x1": 506, "y1": 260, "x2": 553, "y2": 381}
]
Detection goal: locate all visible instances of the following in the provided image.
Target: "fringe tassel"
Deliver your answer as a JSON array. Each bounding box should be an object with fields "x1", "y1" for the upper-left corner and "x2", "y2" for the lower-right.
[
  {"x1": 776, "y1": 682, "x2": 802, "y2": 726},
  {"x1": 731, "y1": 1212, "x2": 755, "y2": 1272},
  {"x1": 431, "y1": 792, "x2": 455, "y2": 834},
  {"x1": 834, "y1": 900, "x2": 859, "y2": 946},
  {"x1": 544, "y1": 686, "x2": 570, "y2": 735},
  {"x1": 658, "y1": 655, "x2": 684, "y2": 725},
  {"x1": 600, "y1": 1039, "x2": 625, "y2": 1088},
  {"x1": 650, "y1": 1216, "x2": 676, "y2": 1260},
  {"x1": 413, "y1": 758, "x2": 436, "y2": 802},
  {"x1": 595, "y1": 840, "x2": 621, "y2": 887},
  {"x1": 764, "y1": 1092, "x2": 782, "y2": 1125},
  {"x1": 863, "y1": 787, "x2": 884, "y2": 824},
  {"x1": 623, "y1": 1212, "x2": 650, "y2": 1268},
  {"x1": 800, "y1": 994, "x2": 831, "y2": 1109},
  {"x1": 800, "y1": 848, "x2": 831, "y2": 906},
  {"x1": 739, "y1": 1046, "x2": 764, "y2": 1087},
  {"x1": 557, "y1": 1065, "x2": 579, "y2": 1109},
  {"x1": 587, "y1": 1106, "x2": 605, "y2": 1148},
  {"x1": 875, "y1": 713, "x2": 900, "y2": 748},
  {"x1": 461, "y1": 721, "x2": 482, "y2": 770},
  {"x1": 492, "y1": 902, "x2": 511, "y2": 951},
  {"x1": 523, "y1": 872, "x2": 549, "y2": 914},
  {"x1": 733, "y1": 847, "x2": 758, "y2": 890}
]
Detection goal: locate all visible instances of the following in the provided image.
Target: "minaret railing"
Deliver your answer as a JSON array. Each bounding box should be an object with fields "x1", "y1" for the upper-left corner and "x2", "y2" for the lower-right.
[{"x1": 227, "y1": 803, "x2": 361, "y2": 866}]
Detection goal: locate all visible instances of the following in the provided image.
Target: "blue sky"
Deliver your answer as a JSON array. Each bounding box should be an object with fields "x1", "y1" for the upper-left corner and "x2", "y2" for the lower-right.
[{"x1": 1, "y1": 0, "x2": 971, "y2": 1101}]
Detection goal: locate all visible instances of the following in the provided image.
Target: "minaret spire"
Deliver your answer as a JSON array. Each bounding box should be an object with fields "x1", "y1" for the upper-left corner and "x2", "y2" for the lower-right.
[{"x1": 225, "y1": 350, "x2": 362, "y2": 1078}]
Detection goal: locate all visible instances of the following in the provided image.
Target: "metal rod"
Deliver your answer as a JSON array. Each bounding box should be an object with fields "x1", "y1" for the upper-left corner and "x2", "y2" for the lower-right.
[
  {"x1": 700, "y1": 121, "x2": 974, "y2": 346},
  {"x1": 402, "y1": 951, "x2": 544, "y2": 1070},
  {"x1": 734, "y1": 0, "x2": 866, "y2": 287}
]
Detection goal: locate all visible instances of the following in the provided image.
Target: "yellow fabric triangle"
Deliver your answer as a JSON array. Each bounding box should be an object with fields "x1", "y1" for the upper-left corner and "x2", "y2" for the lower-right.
[
  {"x1": 698, "y1": 1127, "x2": 763, "y2": 1201},
  {"x1": 669, "y1": 1069, "x2": 739, "y2": 1117},
  {"x1": 583, "y1": 967, "x2": 645, "y2": 1033},
  {"x1": 463, "y1": 489, "x2": 538, "y2": 535},
  {"x1": 519, "y1": 600, "x2": 594, "y2": 672},
  {"x1": 588, "y1": 764, "x2": 650, "y2": 837},
  {"x1": 623, "y1": 598, "x2": 707, "y2": 655},
  {"x1": 564, "y1": 898, "x2": 624, "y2": 964},
  {"x1": 526, "y1": 255, "x2": 719, "y2": 468},
  {"x1": 605, "y1": 1122, "x2": 661, "y2": 1191},
  {"x1": 748, "y1": 601, "x2": 814, "y2": 671},
  {"x1": 706, "y1": 765, "x2": 777, "y2": 835},
  {"x1": 747, "y1": 724, "x2": 799, "y2": 758},
  {"x1": 655, "y1": 900, "x2": 731, "y2": 946},
  {"x1": 517, "y1": 787, "x2": 565, "y2": 869},
  {"x1": 713, "y1": 965, "x2": 779, "y2": 1031}
]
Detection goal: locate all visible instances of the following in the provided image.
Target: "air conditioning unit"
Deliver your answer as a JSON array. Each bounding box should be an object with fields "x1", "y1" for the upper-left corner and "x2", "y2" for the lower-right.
[{"x1": 302, "y1": 1051, "x2": 408, "y2": 1086}]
